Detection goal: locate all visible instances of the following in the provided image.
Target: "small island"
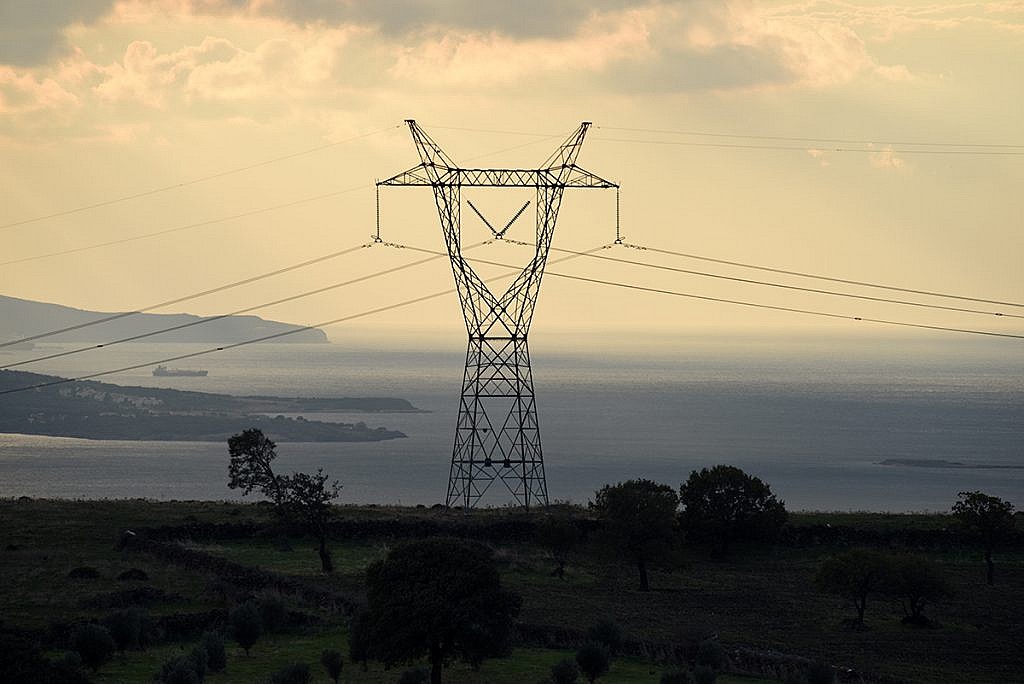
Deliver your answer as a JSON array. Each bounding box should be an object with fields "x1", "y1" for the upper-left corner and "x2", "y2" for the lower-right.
[{"x1": 0, "y1": 370, "x2": 415, "y2": 442}]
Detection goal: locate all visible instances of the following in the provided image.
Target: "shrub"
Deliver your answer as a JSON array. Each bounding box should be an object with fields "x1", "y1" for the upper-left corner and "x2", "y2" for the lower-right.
[
  {"x1": 154, "y1": 654, "x2": 201, "y2": 684},
  {"x1": 201, "y1": 631, "x2": 227, "y2": 672},
  {"x1": 72, "y1": 623, "x2": 116, "y2": 671},
  {"x1": 396, "y1": 667, "x2": 429, "y2": 684},
  {"x1": 551, "y1": 657, "x2": 580, "y2": 684},
  {"x1": 230, "y1": 601, "x2": 263, "y2": 656},
  {"x1": 188, "y1": 646, "x2": 208, "y2": 681},
  {"x1": 320, "y1": 649, "x2": 344, "y2": 683},
  {"x1": 575, "y1": 642, "x2": 610, "y2": 683},
  {"x1": 693, "y1": 665, "x2": 717, "y2": 684},
  {"x1": 586, "y1": 620, "x2": 623, "y2": 656},
  {"x1": 266, "y1": 662, "x2": 310, "y2": 684}
]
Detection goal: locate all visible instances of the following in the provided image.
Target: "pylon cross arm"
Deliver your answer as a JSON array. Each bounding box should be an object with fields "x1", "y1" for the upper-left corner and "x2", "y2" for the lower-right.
[{"x1": 378, "y1": 166, "x2": 616, "y2": 189}]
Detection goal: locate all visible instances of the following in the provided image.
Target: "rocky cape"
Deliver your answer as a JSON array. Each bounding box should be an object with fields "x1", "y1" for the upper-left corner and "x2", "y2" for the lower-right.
[{"x1": 0, "y1": 370, "x2": 414, "y2": 442}]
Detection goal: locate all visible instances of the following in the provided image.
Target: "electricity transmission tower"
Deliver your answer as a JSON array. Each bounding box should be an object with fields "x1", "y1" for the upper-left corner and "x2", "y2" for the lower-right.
[{"x1": 378, "y1": 120, "x2": 617, "y2": 509}]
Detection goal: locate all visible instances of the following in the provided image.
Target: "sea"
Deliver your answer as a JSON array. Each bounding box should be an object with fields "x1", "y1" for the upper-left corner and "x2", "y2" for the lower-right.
[{"x1": 1, "y1": 336, "x2": 1022, "y2": 512}]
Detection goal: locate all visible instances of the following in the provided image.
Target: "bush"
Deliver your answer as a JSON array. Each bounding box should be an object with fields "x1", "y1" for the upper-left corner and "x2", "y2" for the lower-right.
[
  {"x1": 72, "y1": 623, "x2": 116, "y2": 671},
  {"x1": 586, "y1": 620, "x2": 623, "y2": 656},
  {"x1": 575, "y1": 642, "x2": 610, "y2": 683},
  {"x1": 320, "y1": 649, "x2": 344, "y2": 683},
  {"x1": 695, "y1": 639, "x2": 727, "y2": 672},
  {"x1": 201, "y1": 631, "x2": 227, "y2": 672},
  {"x1": 396, "y1": 667, "x2": 429, "y2": 684},
  {"x1": 230, "y1": 601, "x2": 263, "y2": 656},
  {"x1": 188, "y1": 646, "x2": 208, "y2": 681},
  {"x1": 258, "y1": 591, "x2": 288, "y2": 635},
  {"x1": 551, "y1": 657, "x2": 580, "y2": 684},
  {"x1": 693, "y1": 665, "x2": 717, "y2": 684},
  {"x1": 266, "y1": 662, "x2": 310, "y2": 684},
  {"x1": 154, "y1": 654, "x2": 201, "y2": 684}
]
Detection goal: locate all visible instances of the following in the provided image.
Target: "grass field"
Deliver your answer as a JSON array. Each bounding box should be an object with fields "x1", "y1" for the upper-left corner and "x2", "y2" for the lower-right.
[{"x1": 2, "y1": 498, "x2": 1021, "y2": 683}]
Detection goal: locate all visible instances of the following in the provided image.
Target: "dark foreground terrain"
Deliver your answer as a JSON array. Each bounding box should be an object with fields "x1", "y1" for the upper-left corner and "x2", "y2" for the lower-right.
[{"x1": 1, "y1": 499, "x2": 1021, "y2": 683}]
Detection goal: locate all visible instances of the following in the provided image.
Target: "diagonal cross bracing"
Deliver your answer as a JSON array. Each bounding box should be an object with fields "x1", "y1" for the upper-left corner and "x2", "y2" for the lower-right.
[{"x1": 378, "y1": 120, "x2": 617, "y2": 509}]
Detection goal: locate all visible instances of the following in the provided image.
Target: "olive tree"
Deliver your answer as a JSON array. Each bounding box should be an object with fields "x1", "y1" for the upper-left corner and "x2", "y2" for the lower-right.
[
  {"x1": 227, "y1": 428, "x2": 341, "y2": 573},
  {"x1": 952, "y1": 490, "x2": 1015, "y2": 585},
  {"x1": 678, "y1": 465, "x2": 787, "y2": 556},
  {"x1": 362, "y1": 538, "x2": 521, "y2": 684},
  {"x1": 591, "y1": 479, "x2": 679, "y2": 591},
  {"x1": 815, "y1": 549, "x2": 892, "y2": 626}
]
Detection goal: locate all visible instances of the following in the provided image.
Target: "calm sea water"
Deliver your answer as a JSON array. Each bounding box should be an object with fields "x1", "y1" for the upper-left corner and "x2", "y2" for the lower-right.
[{"x1": 1, "y1": 338, "x2": 1022, "y2": 511}]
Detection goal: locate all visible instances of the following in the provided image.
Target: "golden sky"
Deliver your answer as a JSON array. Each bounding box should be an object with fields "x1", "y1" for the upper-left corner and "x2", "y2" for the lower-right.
[{"x1": 2, "y1": 1, "x2": 1023, "y2": 346}]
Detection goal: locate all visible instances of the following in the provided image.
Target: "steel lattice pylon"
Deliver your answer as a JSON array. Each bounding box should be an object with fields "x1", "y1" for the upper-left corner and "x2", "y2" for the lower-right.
[{"x1": 379, "y1": 120, "x2": 616, "y2": 509}]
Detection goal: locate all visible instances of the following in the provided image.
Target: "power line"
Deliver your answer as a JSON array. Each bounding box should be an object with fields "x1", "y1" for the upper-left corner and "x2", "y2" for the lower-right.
[
  {"x1": 542, "y1": 244, "x2": 1024, "y2": 319},
  {"x1": 0, "y1": 247, "x2": 453, "y2": 370},
  {"x1": 397, "y1": 243, "x2": 1024, "y2": 341},
  {"x1": 623, "y1": 243, "x2": 1024, "y2": 309},
  {"x1": 0, "y1": 125, "x2": 399, "y2": 231},
  {"x1": 0, "y1": 183, "x2": 369, "y2": 267},
  {"x1": 0, "y1": 243, "x2": 604, "y2": 393},
  {"x1": 597, "y1": 125, "x2": 1024, "y2": 149},
  {"x1": 0, "y1": 243, "x2": 371, "y2": 349},
  {"x1": 591, "y1": 136, "x2": 1024, "y2": 156}
]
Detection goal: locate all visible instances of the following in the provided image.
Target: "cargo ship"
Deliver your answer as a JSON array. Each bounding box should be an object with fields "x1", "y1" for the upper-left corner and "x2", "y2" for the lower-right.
[{"x1": 153, "y1": 365, "x2": 208, "y2": 377}]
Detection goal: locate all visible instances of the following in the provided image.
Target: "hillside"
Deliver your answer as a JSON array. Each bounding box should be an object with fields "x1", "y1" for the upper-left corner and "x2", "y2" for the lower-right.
[{"x1": 0, "y1": 294, "x2": 328, "y2": 344}]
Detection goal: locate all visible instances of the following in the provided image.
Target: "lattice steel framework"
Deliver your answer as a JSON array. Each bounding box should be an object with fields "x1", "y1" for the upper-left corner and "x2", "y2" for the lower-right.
[{"x1": 378, "y1": 120, "x2": 616, "y2": 509}]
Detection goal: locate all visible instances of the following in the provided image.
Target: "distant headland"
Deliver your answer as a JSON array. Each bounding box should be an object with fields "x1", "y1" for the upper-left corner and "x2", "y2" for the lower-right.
[
  {"x1": 0, "y1": 294, "x2": 328, "y2": 344},
  {"x1": 0, "y1": 370, "x2": 417, "y2": 442}
]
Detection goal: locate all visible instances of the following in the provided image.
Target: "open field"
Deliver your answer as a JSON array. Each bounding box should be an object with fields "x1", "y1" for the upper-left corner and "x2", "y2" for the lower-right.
[{"x1": 2, "y1": 498, "x2": 1021, "y2": 683}]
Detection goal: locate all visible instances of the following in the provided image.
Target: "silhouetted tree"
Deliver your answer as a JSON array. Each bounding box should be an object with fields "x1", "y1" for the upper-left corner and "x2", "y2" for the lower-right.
[
  {"x1": 551, "y1": 657, "x2": 580, "y2": 684},
  {"x1": 363, "y1": 538, "x2": 521, "y2": 684},
  {"x1": 952, "y1": 490, "x2": 1015, "y2": 585},
  {"x1": 201, "y1": 631, "x2": 227, "y2": 672},
  {"x1": 320, "y1": 649, "x2": 344, "y2": 684},
  {"x1": 591, "y1": 479, "x2": 679, "y2": 591},
  {"x1": 72, "y1": 624, "x2": 115, "y2": 672},
  {"x1": 816, "y1": 549, "x2": 893, "y2": 625},
  {"x1": 229, "y1": 601, "x2": 263, "y2": 656},
  {"x1": 888, "y1": 554, "x2": 950, "y2": 625},
  {"x1": 227, "y1": 428, "x2": 341, "y2": 573},
  {"x1": 575, "y1": 642, "x2": 610, "y2": 683},
  {"x1": 678, "y1": 465, "x2": 787, "y2": 556}
]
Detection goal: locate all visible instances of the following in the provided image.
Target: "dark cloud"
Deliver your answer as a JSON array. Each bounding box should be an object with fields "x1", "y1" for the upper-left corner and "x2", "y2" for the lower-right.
[
  {"x1": 0, "y1": 1, "x2": 115, "y2": 66},
  {"x1": 267, "y1": 0, "x2": 648, "y2": 37}
]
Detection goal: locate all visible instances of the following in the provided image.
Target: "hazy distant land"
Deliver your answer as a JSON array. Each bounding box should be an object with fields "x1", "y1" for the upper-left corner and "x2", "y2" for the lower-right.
[
  {"x1": 0, "y1": 294, "x2": 328, "y2": 344},
  {"x1": 877, "y1": 458, "x2": 1024, "y2": 470},
  {"x1": 0, "y1": 370, "x2": 415, "y2": 442}
]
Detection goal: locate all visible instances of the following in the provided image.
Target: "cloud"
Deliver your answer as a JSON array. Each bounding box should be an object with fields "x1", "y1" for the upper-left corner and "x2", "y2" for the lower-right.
[
  {"x1": 869, "y1": 145, "x2": 906, "y2": 170},
  {"x1": 0, "y1": 67, "x2": 79, "y2": 113},
  {"x1": 0, "y1": 1, "x2": 116, "y2": 66}
]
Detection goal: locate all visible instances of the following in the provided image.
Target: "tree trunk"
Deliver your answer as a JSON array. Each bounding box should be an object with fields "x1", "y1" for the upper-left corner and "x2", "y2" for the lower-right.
[
  {"x1": 318, "y1": 537, "x2": 334, "y2": 574},
  {"x1": 430, "y1": 643, "x2": 443, "y2": 684},
  {"x1": 985, "y1": 548, "x2": 994, "y2": 585},
  {"x1": 638, "y1": 558, "x2": 649, "y2": 592}
]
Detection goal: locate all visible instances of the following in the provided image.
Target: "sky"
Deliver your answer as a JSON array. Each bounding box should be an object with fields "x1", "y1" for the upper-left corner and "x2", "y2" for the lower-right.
[{"x1": 1, "y1": 0, "x2": 1023, "y2": 350}]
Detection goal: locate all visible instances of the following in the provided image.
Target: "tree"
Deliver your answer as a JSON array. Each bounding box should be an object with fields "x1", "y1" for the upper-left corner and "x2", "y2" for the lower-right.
[
  {"x1": 888, "y1": 554, "x2": 950, "y2": 625},
  {"x1": 952, "y1": 490, "x2": 1015, "y2": 585},
  {"x1": 320, "y1": 649, "x2": 344, "y2": 684},
  {"x1": 363, "y1": 538, "x2": 521, "y2": 684},
  {"x1": 258, "y1": 591, "x2": 288, "y2": 635},
  {"x1": 575, "y1": 642, "x2": 610, "y2": 683},
  {"x1": 551, "y1": 657, "x2": 580, "y2": 684},
  {"x1": 153, "y1": 655, "x2": 201, "y2": 684},
  {"x1": 227, "y1": 429, "x2": 342, "y2": 573},
  {"x1": 230, "y1": 601, "x2": 263, "y2": 656},
  {"x1": 591, "y1": 479, "x2": 679, "y2": 591},
  {"x1": 815, "y1": 549, "x2": 893, "y2": 626},
  {"x1": 201, "y1": 631, "x2": 227, "y2": 672},
  {"x1": 72, "y1": 623, "x2": 115, "y2": 672},
  {"x1": 678, "y1": 465, "x2": 787, "y2": 556}
]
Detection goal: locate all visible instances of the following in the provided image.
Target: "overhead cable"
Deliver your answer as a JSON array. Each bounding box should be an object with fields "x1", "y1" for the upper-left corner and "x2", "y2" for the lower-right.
[{"x1": 0, "y1": 125, "x2": 399, "y2": 231}]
